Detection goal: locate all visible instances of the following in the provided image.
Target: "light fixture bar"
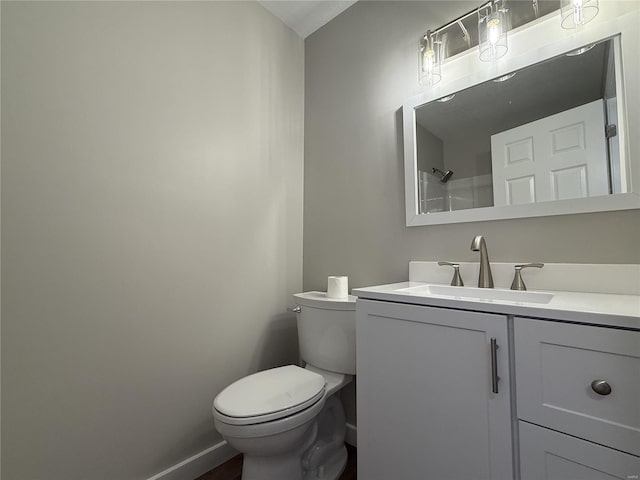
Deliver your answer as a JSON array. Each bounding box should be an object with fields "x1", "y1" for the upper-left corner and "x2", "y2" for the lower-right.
[
  {"x1": 424, "y1": 0, "x2": 561, "y2": 62},
  {"x1": 429, "y1": 1, "x2": 492, "y2": 37},
  {"x1": 417, "y1": 1, "x2": 578, "y2": 87}
]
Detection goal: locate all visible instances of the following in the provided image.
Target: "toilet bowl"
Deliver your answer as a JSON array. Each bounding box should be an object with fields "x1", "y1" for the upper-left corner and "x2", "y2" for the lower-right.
[{"x1": 212, "y1": 292, "x2": 356, "y2": 480}]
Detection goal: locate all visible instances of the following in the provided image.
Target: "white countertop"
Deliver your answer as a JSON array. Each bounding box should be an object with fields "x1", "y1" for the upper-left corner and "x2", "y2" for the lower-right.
[{"x1": 352, "y1": 282, "x2": 640, "y2": 330}]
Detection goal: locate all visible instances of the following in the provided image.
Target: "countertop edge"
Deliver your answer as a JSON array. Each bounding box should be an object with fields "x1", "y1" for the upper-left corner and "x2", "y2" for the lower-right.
[{"x1": 352, "y1": 282, "x2": 640, "y2": 331}]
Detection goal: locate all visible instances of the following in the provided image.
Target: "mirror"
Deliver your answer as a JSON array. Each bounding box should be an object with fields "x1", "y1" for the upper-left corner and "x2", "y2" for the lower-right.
[
  {"x1": 417, "y1": 37, "x2": 621, "y2": 213},
  {"x1": 403, "y1": 10, "x2": 640, "y2": 226}
]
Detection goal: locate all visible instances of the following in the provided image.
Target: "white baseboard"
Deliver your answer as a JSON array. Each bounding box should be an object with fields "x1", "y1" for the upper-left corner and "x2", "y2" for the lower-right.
[
  {"x1": 345, "y1": 422, "x2": 357, "y2": 447},
  {"x1": 146, "y1": 440, "x2": 237, "y2": 480}
]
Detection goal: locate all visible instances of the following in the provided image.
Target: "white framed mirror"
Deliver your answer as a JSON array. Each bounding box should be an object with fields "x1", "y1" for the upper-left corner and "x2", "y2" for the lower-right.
[{"x1": 403, "y1": 7, "x2": 640, "y2": 226}]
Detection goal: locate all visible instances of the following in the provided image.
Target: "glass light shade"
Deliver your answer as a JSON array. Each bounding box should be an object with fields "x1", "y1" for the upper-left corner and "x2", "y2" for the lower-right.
[
  {"x1": 478, "y1": 3, "x2": 508, "y2": 62},
  {"x1": 419, "y1": 30, "x2": 442, "y2": 86},
  {"x1": 561, "y1": 0, "x2": 599, "y2": 29}
]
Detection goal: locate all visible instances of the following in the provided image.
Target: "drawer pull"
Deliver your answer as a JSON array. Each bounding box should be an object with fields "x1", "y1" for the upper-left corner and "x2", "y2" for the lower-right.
[{"x1": 590, "y1": 379, "x2": 612, "y2": 396}]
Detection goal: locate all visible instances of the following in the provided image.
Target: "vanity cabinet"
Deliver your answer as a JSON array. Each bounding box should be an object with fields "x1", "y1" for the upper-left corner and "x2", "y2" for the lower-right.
[
  {"x1": 355, "y1": 296, "x2": 640, "y2": 480},
  {"x1": 356, "y1": 299, "x2": 513, "y2": 480}
]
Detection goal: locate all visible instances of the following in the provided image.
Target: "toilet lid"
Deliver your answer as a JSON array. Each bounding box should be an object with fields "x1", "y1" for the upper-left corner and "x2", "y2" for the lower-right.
[{"x1": 213, "y1": 365, "x2": 326, "y2": 421}]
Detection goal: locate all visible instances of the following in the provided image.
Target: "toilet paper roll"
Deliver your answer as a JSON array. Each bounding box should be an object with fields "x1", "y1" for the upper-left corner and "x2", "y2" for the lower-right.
[{"x1": 327, "y1": 276, "x2": 348, "y2": 299}]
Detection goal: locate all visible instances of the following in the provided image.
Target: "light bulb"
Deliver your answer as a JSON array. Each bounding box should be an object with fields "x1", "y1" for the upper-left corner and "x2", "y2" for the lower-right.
[
  {"x1": 478, "y1": 5, "x2": 508, "y2": 62},
  {"x1": 418, "y1": 31, "x2": 441, "y2": 86},
  {"x1": 423, "y1": 49, "x2": 434, "y2": 70},
  {"x1": 487, "y1": 17, "x2": 501, "y2": 45}
]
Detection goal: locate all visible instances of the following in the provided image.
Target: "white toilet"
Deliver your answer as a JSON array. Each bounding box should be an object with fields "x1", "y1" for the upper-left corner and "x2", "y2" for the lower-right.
[{"x1": 212, "y1": 291, "x2": 356, "y2": 480}]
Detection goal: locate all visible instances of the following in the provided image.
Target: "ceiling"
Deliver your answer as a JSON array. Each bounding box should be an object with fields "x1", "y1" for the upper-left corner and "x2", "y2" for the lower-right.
[{"x1": 258, "y1": 0, "x2": 358, "y2": 38}]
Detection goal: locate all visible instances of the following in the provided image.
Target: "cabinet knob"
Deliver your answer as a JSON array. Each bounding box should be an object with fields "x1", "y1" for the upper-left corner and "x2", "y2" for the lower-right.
[{"x1": 590, "y1": 379, "x2": 612, "y2": 396}]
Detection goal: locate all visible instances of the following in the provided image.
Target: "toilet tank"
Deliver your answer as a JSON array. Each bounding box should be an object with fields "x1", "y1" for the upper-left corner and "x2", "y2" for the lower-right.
[{"x1": 293, "y1": 292, "x2": 356, "y2": 375}]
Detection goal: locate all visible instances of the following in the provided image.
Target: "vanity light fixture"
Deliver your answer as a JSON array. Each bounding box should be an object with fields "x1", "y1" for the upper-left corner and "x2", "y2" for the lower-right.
[
  {"x1": 415, "y1": 0, "x2": 601, "y2": 86},
  {"x1": 419, "y1": 30, "x2": 442, "y2": 86},
  {"x1": 478, "y1": 0, "x2": 509, "y2": 62},
  {"x1": 561, "y1": 0, "x2": 599, "y2": 29}
]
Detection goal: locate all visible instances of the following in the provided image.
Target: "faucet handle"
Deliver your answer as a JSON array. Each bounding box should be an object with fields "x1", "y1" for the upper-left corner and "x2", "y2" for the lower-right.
[
  {"x1": 511, "y1": 263, "x2": 544, "y2": 291},
  {"x1": 438, "y1": 262, "x2": 464, "y2": 286}
]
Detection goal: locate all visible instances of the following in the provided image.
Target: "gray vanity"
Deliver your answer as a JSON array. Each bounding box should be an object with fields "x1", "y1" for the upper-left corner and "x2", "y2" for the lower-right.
[{"x1": 353, "y1": 262, "x2": 640, "y2": 480}]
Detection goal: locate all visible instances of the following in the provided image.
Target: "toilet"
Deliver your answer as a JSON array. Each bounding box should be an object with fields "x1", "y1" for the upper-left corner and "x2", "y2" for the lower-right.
[{"x1": 212, "y1": 291, "x2": 356, "y2": 480}]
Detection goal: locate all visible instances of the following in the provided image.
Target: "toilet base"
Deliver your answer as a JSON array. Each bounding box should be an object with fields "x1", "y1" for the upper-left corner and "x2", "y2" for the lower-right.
[
  {"x1": 234, "y1": 394, "x2": 349, "y2": 480},
  {"x1": 240, "y1": 420, "x2": 318, "y2": 480},
  {"x1": 242, "y1": 442, "x2": 348, "y2": 480},
  {"x1": 302, "y1": 444, "x2": 347, "y2": 480}
]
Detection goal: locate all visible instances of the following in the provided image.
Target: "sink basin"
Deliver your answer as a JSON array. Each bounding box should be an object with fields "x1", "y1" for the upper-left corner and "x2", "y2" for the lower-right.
[{"x1": 397, "y1": 284, "x2": 554, "y2": 304}]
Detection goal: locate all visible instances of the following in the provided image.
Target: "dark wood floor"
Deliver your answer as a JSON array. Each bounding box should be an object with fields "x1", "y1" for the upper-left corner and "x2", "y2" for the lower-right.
[{"x1": 196, "y1": 444, "x2": 356, "y2": 480}]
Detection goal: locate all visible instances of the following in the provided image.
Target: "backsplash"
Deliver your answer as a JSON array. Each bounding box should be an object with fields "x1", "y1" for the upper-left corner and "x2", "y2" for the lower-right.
[{"x1": 410, "y1": 261, "x2": 640, "y2": 295}]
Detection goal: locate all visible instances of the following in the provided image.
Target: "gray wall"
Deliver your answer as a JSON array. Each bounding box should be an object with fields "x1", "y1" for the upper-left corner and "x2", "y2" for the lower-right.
[
  {"x1": 304, "y1": 0, "x2": 640, "y2": 431},
  {"x1": 444, "y1": 131, "x2": 492, "y2": 180},
  {"x1": 304, "y1": 0, "x2": 640, "y2": 296},
  {"x1": 416, "y1": 124, "x2": 443, "y2": 175},
  {"x1": 1, "y1": 2, "x2": 303, "y2": 479}
]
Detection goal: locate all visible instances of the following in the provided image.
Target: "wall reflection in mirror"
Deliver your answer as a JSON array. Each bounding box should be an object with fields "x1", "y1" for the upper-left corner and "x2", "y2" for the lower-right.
[{"x1": 415, "y1": 36, "x2": 623, "y2": 214}]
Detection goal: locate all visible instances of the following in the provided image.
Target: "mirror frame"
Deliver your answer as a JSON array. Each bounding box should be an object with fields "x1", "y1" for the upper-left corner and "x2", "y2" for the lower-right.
[{"x1": 403, "y1": 7, "x2": 640, "y2": 226}]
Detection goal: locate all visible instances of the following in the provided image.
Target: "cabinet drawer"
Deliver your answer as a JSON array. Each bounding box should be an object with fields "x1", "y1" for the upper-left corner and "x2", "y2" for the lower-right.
[
  {"x1": 519, "y1": 421, "x2": 640, "y2": 480},
  {"x1": 515, "y1": 317, "x2": 640, "y2": 455}
]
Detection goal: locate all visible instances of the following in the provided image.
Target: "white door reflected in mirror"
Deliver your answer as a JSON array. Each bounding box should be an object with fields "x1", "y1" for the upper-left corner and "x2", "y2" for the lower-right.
[{"x1": 491, "y1": 99, "x2": 609, "y2": 206}]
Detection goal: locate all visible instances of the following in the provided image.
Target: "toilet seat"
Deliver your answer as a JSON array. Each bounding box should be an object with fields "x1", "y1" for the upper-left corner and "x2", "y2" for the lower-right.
[
  {"x1": 213, "y1": 365, "x2": 326, "y2": 426},
  {"x1": 213, "y1": 389, "x2": 327, "y2": 439}
]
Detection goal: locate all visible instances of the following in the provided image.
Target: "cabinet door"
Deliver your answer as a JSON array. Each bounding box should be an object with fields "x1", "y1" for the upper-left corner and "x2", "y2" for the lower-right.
[
  {"x1": 519, "y1": 421, "x2": 640, "y2": 480},
  {"x1": 356, "y1": 300, "x2": 512, "y2": 480},
  {"x1": 515, "y1": 317, "x2": 640, "y2": 455}
]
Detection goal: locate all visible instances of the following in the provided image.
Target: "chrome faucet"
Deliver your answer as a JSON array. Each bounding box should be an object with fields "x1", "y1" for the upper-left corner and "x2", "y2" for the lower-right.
[{"x1": 470, "y1": 235, "x2": 494, "y2": 288}]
